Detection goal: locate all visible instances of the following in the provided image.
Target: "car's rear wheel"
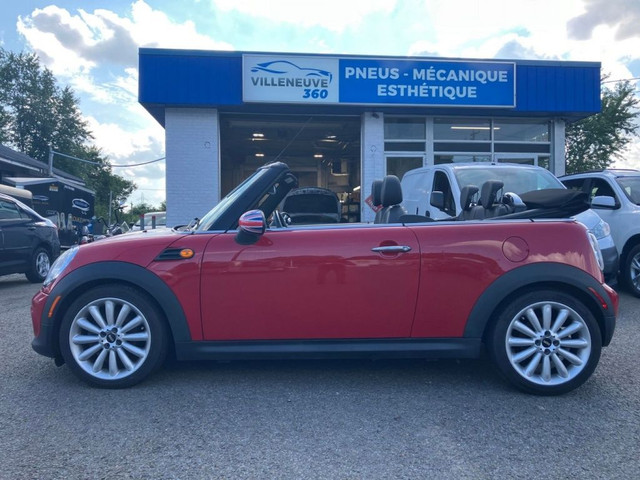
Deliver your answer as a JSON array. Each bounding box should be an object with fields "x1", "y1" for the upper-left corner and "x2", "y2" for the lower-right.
[
  {"x1": 489, "y1": 290, "x2": 601, "y2": 395},
  {"x1": 622, "y1": 244, "x2": 640, "y2": 298},
  {"x1": 59, "y1": 285, "x2": 168, "y2": 388},
  {"x1": 25, "y1": 247, "x2": 51, "y2": 283}
]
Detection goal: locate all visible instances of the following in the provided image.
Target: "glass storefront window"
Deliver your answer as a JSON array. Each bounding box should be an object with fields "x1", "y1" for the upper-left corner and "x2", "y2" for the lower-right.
[
  {"x1": 434, "y1": 118, "x2": 491, "y2": 141},
  {"x1": 384, "y1": 118, "x2": 426, "y2": 139},
  {"x1": 384, "y1": 116, "x2": 554, "y2": 172},
  {"x1": 385, "y1": 141, "x2": 426, "y2": 152},
  {"x1": 494, "y1": 120, "x2": 549, "y2": 142},
  {"x1": 538, "y1": 155, "x2": 550, "y2": 170},
  {"x1": 435, "y1": 154, "x2": 491, "y2": 164}
]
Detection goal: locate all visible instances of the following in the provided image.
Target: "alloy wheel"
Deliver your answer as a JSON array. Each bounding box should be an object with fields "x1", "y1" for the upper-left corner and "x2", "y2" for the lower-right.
[
  {"x1": 68, "y1": 297, "x2": 151, "y2": 380},
  {"x1": 504, "y1": 301, "x2": 592, "y2": 386}
]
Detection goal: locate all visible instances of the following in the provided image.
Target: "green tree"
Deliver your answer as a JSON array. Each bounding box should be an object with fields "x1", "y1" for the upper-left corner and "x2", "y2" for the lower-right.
[
  {"x1": 0, "y1": 47, "x2": 135, "y2": 216},
  {"x1": 566, "y1": 80, "x2": 640, "y2": 173},
  {"x1": 79, "y1": 146, "x2": 136, "y2": 220}
]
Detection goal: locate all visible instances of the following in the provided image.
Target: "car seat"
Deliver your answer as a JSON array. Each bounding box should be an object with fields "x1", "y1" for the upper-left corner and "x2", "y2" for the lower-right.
[
  {"x1": 372, "y1": 179, "x2": 384, "y2": 224},
  {"x1": 458, "y1": 185, "x2": 480, "y2": 220},
  {"x1": 479, "y1": 180, "x2": 510, "y2": 218},
  {"x1": 379, "y1": 175, "x2": 407, "y2": 223}
]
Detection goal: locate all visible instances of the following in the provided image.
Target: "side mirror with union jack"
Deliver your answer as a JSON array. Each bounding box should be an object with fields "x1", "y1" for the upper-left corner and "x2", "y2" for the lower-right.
[{"x1": 236, "y1": 209, "x2": 266, "y2": 244}]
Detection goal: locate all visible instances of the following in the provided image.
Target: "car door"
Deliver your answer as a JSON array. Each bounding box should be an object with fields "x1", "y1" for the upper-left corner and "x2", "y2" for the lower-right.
[
  {"x1": 200, "y1": 224, "x2": 420, "y2": 340},
  {"x1": 0, "y1": 199, "x2": 33, "y2": 270}
]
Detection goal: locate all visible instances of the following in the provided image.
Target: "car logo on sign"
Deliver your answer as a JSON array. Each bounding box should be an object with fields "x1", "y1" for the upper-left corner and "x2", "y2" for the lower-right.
[
  {"x1": 251, "y1": 60, "x2": 333, "y2": 83},
  {"x1": 72, "y1": 198, "x2": 90, "y2": 213}
]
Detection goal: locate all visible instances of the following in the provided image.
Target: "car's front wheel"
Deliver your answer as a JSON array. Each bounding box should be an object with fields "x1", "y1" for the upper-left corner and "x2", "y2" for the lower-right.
[
  {"x1": 25, "y1": 247, "x2": 51, "y2": 283},
  {"x1": 622, "y1": 244, "x2": 640, "y2": 298},
  {"x1": 59, "y1": 285, "x2": 168, "y2": 388},
  {"x1": 489, "y1": 290, "x2": 601, "y2": 395}
]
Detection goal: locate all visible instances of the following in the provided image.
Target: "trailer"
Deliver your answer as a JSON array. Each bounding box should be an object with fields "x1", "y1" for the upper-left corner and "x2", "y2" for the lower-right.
[{"x1": 5, "y1": 177, "x2": 95, "y2": 248}]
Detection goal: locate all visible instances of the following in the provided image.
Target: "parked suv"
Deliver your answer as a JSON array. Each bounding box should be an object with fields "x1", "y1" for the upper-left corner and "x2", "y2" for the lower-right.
[
  {"x1": 400, "y1": 163, "x2": 619, "y2": 283},
  {"x1": 561, "y1": 169, "x2": 640, "y2": 296},
  {"x1": 0, "y1": 192, "x2": 60, "y2": 282}
]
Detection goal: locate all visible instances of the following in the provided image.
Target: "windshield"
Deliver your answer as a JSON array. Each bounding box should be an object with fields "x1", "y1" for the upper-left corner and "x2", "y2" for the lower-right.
[
  {"x1": 454, "y1": 166, "x2": 562, "y2": 194},
  {"x1": 195, "y1": 168, "x2": 270, "y2": 232},
  {"x1": 616, "y1": 176, "x2": 640, "y2": 205},
  {"x1": 8, "y1": 196, "x2": 43, "y2": 219}
]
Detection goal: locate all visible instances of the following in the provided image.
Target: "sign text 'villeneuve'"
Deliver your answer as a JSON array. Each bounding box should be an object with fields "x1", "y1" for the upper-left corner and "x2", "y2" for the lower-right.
[{"x1": 243, "y1": 55, "x2": 516, "y2": 108}]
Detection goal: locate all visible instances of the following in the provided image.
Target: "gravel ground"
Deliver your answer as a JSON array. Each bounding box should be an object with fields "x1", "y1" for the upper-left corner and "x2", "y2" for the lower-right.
[{"x1": 0, "y1": 273, "x2": 638, "y2": 480}]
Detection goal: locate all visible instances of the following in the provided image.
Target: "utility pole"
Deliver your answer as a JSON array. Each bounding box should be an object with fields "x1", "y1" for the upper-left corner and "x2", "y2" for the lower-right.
[
  {"x1": 48, "y1": 146, "x2": 54, "y2": 176},
  {"x1": 108, "y1": 191, "x2": 113, "y2": 226}
]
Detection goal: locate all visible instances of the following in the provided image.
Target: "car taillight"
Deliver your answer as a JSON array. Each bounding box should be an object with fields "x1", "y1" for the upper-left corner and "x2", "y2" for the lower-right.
[{"x1": 587, "y1": 232, "x2": 604, "y2": 271}]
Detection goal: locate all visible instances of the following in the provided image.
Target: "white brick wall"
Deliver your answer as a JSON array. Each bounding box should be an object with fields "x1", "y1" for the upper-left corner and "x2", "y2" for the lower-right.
[
  {"x1": 165, "y1": 108, "x2": 219, "y2": 227},
  {"x1": 361, "y1": 112, "x2": 385, "y2": 223}
]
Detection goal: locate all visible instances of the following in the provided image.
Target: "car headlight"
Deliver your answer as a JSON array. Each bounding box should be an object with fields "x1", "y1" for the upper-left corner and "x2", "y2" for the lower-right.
[
  {"x1": 43, "y1": 246, "x2": 78, "y2": 287},
  {"x1": 590, "y1": 218, "x2": 611, "y2": 240}
]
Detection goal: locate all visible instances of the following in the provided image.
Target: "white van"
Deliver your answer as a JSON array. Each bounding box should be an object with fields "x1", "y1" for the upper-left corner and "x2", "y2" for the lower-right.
[{"x1": 131, "y1": 211, "x2": 167, "y2": 230}]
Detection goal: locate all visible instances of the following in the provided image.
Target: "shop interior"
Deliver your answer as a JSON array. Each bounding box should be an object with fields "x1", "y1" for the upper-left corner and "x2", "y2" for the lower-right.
[{"x1": 220, "y1": 114, "x2": 362, "y2": 222}]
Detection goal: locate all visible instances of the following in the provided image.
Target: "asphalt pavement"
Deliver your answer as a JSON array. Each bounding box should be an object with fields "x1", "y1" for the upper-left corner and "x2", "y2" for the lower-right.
[{"x1": 0, "y1": 273, "x2": 638, "y2": 479}]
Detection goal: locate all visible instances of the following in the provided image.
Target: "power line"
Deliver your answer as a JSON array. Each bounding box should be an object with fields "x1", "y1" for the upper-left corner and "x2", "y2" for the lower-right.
[
  {"x1": 602, "y1": 77, "x2": 640, "y2": 84},
  {"x1": 110, "y1": 157, "x2": 166, "y2": 167},
  {"x1": 51, "y1": 149, "x2": 166, "y2": 168}
]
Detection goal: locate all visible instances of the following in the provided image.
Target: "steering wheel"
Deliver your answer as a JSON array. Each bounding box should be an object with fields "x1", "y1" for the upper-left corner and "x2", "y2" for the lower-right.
[{"x1": 270, "y1": 210, "x2": 291, "y2": 228}]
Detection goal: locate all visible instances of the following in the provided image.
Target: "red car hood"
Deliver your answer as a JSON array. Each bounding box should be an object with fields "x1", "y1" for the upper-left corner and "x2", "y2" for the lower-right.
[{"x1": 74, "y1": 229, "x2": 193, "y2": 267}]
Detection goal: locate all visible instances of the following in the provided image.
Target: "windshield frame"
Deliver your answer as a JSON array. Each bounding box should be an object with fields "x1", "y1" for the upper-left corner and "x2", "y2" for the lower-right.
[{"x1": 195, "y1": 168, "x2": 270, "y2": 232}]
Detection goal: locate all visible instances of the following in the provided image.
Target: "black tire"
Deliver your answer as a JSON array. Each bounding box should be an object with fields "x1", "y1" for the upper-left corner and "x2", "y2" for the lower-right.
[
  {"x1": 59, "y1": 284, "x2": 168, "y2": 388},
  {"x1": 488, "y1": 290, "x2": 602, "y2": 395},
  {"x1": 25, "y1": 246, "x2": 52, "y2": 283},
  {"x1": 622, "y1": 244, "x2": 640, "y2": 298}
]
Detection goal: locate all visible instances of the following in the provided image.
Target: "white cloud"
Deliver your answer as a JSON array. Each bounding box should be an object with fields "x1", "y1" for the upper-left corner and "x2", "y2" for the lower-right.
[
  {"x1": 84, "y1": 115, "x2": 166, "y2": 206},
  {"x1": 11, "y1": 0, "x2": 640, "y2": 189},
  {"x1": 211, "y1": 0, "x2": 395, "y2": 32}
]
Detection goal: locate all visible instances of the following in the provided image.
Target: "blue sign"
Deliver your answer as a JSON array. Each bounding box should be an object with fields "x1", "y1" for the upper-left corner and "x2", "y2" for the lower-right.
[
  {"x1": 243, "y1": 55, "x2": 515, "y2": 108},
  {"x1": 339, "y1": 59, "x2": 515, "y2": 107}
]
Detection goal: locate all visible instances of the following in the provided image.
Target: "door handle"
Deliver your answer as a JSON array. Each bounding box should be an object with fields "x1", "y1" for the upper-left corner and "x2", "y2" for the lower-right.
[{"x1": 371, "y1": 245, "x2": 412, "y2": 253}]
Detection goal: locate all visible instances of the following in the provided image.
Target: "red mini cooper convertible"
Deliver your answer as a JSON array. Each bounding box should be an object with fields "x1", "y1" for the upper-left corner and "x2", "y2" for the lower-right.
[{"x1": 31, "y1": 162, "x2": 617, "y2": 394}]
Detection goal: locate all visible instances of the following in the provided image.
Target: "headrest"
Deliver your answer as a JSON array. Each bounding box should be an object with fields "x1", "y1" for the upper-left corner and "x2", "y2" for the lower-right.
[
  {"x1": 480, "y1": 180, "x2": 504, "y2": 207},
  {"x1": 381, "y1": 175, "x2": 403, "y2": 207},
  {"x1": 460, "y1": 185, "x2": 479, "y2": 211},
  {"x1": 371, "y1": 180, "x2": 383, "y2": 207}
]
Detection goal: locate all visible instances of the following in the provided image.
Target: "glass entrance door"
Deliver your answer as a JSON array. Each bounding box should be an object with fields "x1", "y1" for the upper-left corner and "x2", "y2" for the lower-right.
[{"x1": 385, "y1": 155, "x2": 425, "y2": 181}]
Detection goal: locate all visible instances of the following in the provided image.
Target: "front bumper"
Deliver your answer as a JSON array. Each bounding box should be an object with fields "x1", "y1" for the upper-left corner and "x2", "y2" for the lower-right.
[
  {"x1": 600, "y1": 245, "x2": 620, "y2": 284},
  {"x1": 600, "y1": 282, "x2": 618, "y2": 346},
  {"x1": 31, "y1": 289, "x2": 59, "y2": 359}
]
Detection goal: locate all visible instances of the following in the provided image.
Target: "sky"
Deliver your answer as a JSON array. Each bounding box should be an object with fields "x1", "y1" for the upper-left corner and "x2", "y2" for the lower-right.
[{"x1": 1, "y1": 0, "x2": 639, "y2": 208}]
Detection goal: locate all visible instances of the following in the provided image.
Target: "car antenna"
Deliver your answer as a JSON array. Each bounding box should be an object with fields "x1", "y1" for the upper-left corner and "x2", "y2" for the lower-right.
[{"x1": 271, "y1": 117, "x2": 313, "y2": 163}]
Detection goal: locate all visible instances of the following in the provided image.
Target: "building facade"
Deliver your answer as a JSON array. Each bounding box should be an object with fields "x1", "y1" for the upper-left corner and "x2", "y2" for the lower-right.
[{"x1": 138, "y1": 49, "x2": 600, "y2": 225}]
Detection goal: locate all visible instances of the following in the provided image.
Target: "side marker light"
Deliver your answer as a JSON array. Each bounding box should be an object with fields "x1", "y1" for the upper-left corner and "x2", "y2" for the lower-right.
[
  {"x1": 180, "y1": 249, "x2": 195, "y2": 259},
  {"x1": 48, "y1": 295, "x2": 62, "y2": 318}
]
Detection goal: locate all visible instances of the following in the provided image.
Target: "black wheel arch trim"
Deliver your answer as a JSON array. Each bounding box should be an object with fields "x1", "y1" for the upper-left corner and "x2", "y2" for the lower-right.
[
  {"x1": 463, "y1": 263, "x2": 616, "y2": 345},
  {"x1": 37, "y1": 261, "x2": 191, "y2": 356}
]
